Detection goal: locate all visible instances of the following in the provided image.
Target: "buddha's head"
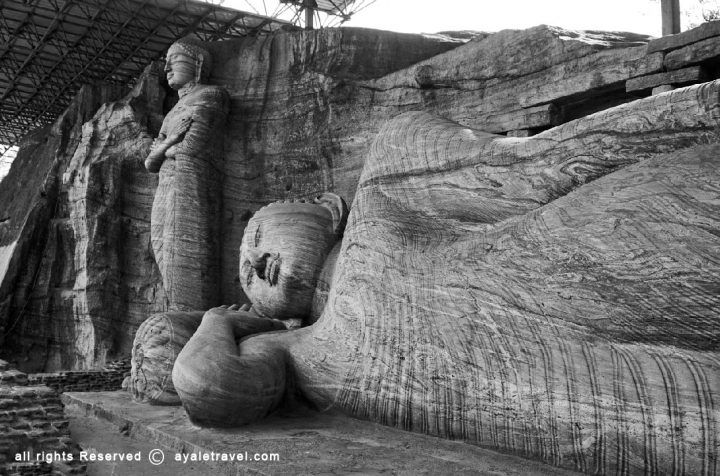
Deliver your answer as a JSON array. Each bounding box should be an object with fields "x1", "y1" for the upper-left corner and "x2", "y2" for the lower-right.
[
  {"x1": 239, "y1": 193, "x2": 348, "y2": 319},
  {"x1": 164, "y1": 36, "x2": 212, "y2": 89}
]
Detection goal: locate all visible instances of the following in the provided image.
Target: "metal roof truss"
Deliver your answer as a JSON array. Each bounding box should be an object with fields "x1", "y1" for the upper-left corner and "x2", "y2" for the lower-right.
[{"x1": 0, "y1": 0, "x2": 293, "y2": 149}]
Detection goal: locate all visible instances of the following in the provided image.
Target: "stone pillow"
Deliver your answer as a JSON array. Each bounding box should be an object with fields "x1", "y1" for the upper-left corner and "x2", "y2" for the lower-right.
[{"x1": 125, "y1": 311, "x2": 204, "y2": 405}]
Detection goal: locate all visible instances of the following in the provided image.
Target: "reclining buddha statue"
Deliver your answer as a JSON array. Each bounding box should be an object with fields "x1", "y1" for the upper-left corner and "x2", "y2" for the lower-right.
[{"x1": 137, "y1": 76, "x2": 720, "y2": 475}]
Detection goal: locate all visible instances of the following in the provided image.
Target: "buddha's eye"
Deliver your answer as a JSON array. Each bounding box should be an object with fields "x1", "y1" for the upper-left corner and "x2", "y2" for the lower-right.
[
  {"x1": 254, "y1": 223, "x2": 262, "y2": 247},
  {"x1": 246, "y1": 266, "x2": 253, "y2": 288}
]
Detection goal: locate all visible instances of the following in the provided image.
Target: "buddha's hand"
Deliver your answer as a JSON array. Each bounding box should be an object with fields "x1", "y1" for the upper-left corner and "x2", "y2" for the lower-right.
[
  {"x1": 203, "y1": 305, "x2": 286, "y2": 339},
  {"x1": 149, "y1": 133, "x2": 165, "y2": 151},
  {"x1": 145, "y1": 133, "x2": 168, "y2": 172},
  {"x1": 165, "y1": 117, "x2": 193, "y2": 158}
]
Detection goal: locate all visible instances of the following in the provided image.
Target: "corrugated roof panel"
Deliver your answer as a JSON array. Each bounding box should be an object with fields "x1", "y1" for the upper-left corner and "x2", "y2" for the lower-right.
[{"x1": 0, "y1": 0, "x2": 295, "y2": 149}]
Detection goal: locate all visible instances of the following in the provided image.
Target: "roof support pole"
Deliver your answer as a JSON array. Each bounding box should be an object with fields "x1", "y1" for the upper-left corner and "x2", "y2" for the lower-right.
[
  {"x1": 661, "y1": 0, "x2": 681, "y2": 35},
  {"x1": 304, "y1": 0, "x2": 314, "y2": 29}
]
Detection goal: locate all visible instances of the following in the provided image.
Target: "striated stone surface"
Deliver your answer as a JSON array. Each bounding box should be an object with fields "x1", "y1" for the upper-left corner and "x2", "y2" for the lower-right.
[
  {"x1": 664, "y1": 34, "x2": 720, "y2": 70},
  {"x1": 211, "y1": 26, "x2": 657, "y2": 304},
  {"x1": 647, "y1": 19, "x2": 720, "y2": 53},
  {"x1": 294, "y1": 88, "x2": 720, "y2": 474},
  {"x1": 6, "y1": 30, "x2": 720, "y2": 476},
  {"x1": 0, "y1": 82, "x2": 126, "y2": 371},
  {"x1": 626, "y1": 65, "x2": 708, "y2": 92},
  {"x1": 0, "y1": 64, "x2": 168, "y2": 371},
  {"x1": 147, "y1": 38, "x2": 230, "y2": 312},
  {"x1": 127, "y1": 311, "x2": 204, "y2": 405},
  {"x1": 213, "y1": 28, "x2": 464, "y2": 304},
  {"x1": 0, "y1": 27, "x2": 459, "y2": 370},
  {"x1": 0, "y1": 27, "x2": 659, "y2": 367},
  {"x1": 64, "y1": 390, "x2": 579, "y2": 475},
  {"x1": 173, "y1": 80, "x2": 720, "y2": 474}
]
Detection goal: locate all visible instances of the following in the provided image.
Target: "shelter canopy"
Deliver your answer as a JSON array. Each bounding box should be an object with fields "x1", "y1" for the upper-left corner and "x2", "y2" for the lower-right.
[{"x1": 0, "y1": 0, "x2": 294, "y2": 152}]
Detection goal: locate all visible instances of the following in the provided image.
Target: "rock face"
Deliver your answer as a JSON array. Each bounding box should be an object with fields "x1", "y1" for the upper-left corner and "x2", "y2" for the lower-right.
[
  {"x1": 251, "y1": 84, "x2": 720, "y2": 475},
  {"x1": 0, "y1": 28, "x2": 460, "y2": 370},
  {"x1": 213, "y1": 28, "x2": 466, "y2": 303},
  {"x1": 343, "y1": 111, "x2": 720, "y2": 475},
  {"x1": 0, "y1": 82, "x2": 126, "y2": 370},
  {"x1": 206, "y1": 26, "x2": 660, "y2": 304},
  {"x1": 0, "y1": 65, "x2": 168, "y2": 371},
  {"x1": 62, "y1": 68, "x2": 170, "y2": 371},
  {"x1": 2, "y1": 24, "x2": 720, "y2": 474}
]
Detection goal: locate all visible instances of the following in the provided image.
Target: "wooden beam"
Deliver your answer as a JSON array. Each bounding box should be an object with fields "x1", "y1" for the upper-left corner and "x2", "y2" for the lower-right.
[{"x1": 661, "y1": 0, "x2": 681, "y2": 36}]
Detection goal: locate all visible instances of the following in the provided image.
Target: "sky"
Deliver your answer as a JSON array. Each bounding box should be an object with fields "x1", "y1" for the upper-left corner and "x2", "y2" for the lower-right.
[
  {"x1": 346, "y1": 0, "x2": 663, "y2": 36},
  {"x1": 224, "y1": 0, "x2": 720, "y2": 38},
  {"x1": 225, "y1": 0, "x2": 676, "y2": 37}
]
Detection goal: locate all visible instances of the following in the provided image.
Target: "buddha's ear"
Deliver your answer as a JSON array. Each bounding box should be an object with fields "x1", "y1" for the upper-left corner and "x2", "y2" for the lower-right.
[
  {"x1": 195, "y1": 54, "x2": 204, "y2": 83},
  {"x1": 313, "y1": 193, "x2": 349, "y2": 237}
]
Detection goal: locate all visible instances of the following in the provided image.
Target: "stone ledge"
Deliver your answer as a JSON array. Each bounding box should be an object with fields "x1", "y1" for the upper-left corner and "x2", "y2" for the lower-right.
[
  {"x1": 648, "y1": 20, "x2": 720, "y2": 53},
  {"x1": 664, "y1": 34, "x2": 720, "y2": 70},
  {"x1": 626, "y1": 65, "x2": 708, "y2": 92},
  {"x1": 63, "y1": 391, "x2": 580, "y2": 475}
]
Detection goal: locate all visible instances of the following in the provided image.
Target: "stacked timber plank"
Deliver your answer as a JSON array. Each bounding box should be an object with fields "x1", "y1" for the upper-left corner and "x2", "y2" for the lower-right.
[
  {"x1": 363, "y1": 26, "x2": 665, "y2": 137},
  {"x1": 626, "y1": 20, "x2": 720, "y2": 95},
  {"x1": 368, "y1": 22, "x2": 720, "y2": 137}
]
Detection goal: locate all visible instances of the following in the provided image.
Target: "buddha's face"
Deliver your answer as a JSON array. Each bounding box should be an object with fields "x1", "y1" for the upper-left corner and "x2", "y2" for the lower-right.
[
  {"x1": 164, "y1": 50, "x2": 196, "y2": 89},
  {"x1": 240, "y1": 201, "x2": 340, "y2": 319}
]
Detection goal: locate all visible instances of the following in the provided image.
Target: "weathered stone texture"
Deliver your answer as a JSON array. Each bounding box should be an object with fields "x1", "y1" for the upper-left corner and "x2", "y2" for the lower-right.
[
  {"x1": 0, "y1": 82, "x2": 125, "y2": 372},
  {"x1": 60, "y1": 67, "x2": 170, "y2": 371},
  {"x1": 285, "y1": 85, "x2": 720, "y2": 474},
  {"x1": 0, "y1": 358, "x2": 125, "y2": 474},
  {"x1": 1, "y1": 26, "x2": 665, "y2": 368},
  {"x1": 626, "y1": 65, "x2": 708, "y2": 92},
  {"x1": 0, "y1": 28, "x2": 460, "y2": 367},
  {"x1": 210, "y1": 26, "x2": 656, "y2": 304},
  {"x1": 664, "y1": 34, "x2": 720, "y2": 70},
  {"x1": 27, "y1": 368, "x2": 128, "y2": 394},
  {"x1": 5, "y1": 28, "x2": 720, "y2": 475},
  {"x1": 647, "y1": 19, "x2": 720, "y2": 53},
  {"x1": 627, "y1": 21, "x2": 720, "y2": 96},
  {"x1": 0, "y1": 65, "x2": 168, "y2": 371},
  {"x1": 171, "y1": 80, "x2": 720, "y2": 474},
  {"x1": 0, "y1": 368, "x2": 28, "y2": 386},
  {"x1": 213, "y1": 28, "x2": 463, "y2": 303},
  {"x1": 0, "y1": 360, "x2": 85, "y2": 476},
  {"x1": 126, "y1": 311, "x2": 204, "y2": 405}
]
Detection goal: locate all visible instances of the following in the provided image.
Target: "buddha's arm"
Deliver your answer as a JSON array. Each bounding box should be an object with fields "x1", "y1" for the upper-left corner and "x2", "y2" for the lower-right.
[
  {"x1": 166, "y1": 88, "x2": 228, "y2": 159},
  {"x1": 172, "y1": 306, "x2": 288, "y2": 427},
  {"x1": 145, "y1": 116, "x2": 192, "y2": 172}
]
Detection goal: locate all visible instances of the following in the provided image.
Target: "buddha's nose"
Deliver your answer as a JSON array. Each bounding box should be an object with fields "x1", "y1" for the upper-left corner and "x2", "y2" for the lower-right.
[{"x1": 246, "y1": 249, "x2": 269, "y2": 279}]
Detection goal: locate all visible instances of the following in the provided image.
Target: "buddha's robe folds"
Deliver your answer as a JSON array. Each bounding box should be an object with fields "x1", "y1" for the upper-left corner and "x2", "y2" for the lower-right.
[{"x1": 150, "y1": 84, "x2": 229, "y2": 311}]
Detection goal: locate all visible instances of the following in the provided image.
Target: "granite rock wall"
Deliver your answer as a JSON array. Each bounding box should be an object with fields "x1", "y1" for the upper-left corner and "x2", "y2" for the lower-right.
[
  {"x1": 210, "y1": 26, "x2": 658, "y2": 304},
  {"x1": 1, "y1": 23, "x2": 717, "y2": 396},
  {"x1": 0, "y1": 27, "x2": 464, "y2": 367},
  {"x1": 285, "y1": 87, "x2": 720, "y2": 474},
  {"x1": 0, "y1": 64, "x2": 168, "y2": 372}
]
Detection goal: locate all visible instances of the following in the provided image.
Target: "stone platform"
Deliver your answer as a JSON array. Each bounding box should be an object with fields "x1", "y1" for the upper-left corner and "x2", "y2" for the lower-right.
[{"x1": 62, "y1": 391, "x2": 580, "y2": 475}]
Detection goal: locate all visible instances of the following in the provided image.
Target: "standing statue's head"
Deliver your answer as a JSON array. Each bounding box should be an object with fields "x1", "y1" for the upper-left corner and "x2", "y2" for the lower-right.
[
  {"x1": 240, "y1": 193, "x2": 348, "y2": 320},
  {"x1": 164, "y1": 36, "x2": 212, "y2": 89}
]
